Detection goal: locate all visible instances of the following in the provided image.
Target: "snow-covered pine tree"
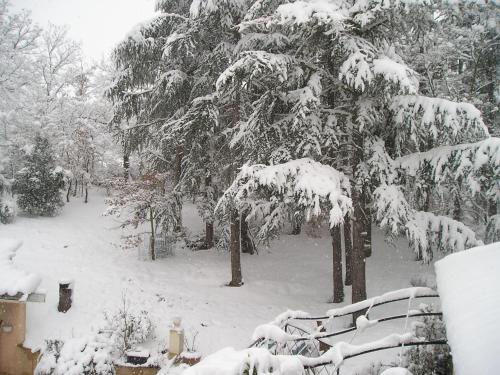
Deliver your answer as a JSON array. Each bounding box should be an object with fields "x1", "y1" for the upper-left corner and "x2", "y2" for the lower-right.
[
  {"x1": 13, "y1": 134, "x2": 64, "y2": 216},
  {"x1": 218, "y1": 0, "x2": 497, "y2": 317}
]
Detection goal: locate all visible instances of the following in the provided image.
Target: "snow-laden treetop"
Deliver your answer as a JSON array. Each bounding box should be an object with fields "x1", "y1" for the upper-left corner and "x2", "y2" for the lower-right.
[{"x1": 0, "y1": 238, "x2": 41, "y2": 299}]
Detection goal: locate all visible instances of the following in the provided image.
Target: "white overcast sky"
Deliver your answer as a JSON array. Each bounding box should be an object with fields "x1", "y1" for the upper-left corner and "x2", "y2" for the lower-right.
[{"x1": 12, "y1": 0, "x2": 158, "y2": 61}]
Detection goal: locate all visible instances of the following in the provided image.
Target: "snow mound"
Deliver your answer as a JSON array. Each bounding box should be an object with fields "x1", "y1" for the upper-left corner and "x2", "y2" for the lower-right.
[
  {"x1": 435, "y1": 242, "x2": 500, "y2": 375},
  {"x1": 0, "y1": 238, "x2": 41, "y2": 298},
  {"x1": 181, "y1": 347, "x2": 304, "y2": 375}
]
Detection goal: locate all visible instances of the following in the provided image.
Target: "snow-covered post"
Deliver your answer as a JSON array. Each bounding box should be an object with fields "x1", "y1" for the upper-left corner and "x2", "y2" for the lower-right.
[
  {"x1": 58, "y1": 279, "x2": 73, "y2": 313},
  {"x1": 168, "y1": 317, "x2": 184, "y2": 358}
]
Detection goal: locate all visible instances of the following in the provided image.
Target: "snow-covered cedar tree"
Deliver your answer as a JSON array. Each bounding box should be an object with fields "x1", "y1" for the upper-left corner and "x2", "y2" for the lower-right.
[
  {"x1": 101, "y1": 297, "x2": 155, "y2": 357},
  {"x1": 35, "y1": 336, "x2": 114, "y2": 375},
  {"x1": 403, "y1": 306, "x2": 452, "y2": 375},
  {"x1": 216, "y1": 0, "x2": 497, "y2": 315},
  {"x1": 108, "y1": 0, "x2": 255, "y2": 283},
  {"x1": 13, "y1": 135, "x2": 64, "y2": 216},
  {"x1": 104, "y1": 173, "x2": 181, "y2": 260}
]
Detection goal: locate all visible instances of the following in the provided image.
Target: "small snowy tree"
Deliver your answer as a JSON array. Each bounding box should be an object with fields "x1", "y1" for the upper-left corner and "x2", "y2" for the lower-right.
[
  {"x1": 104, "y1": 173, "x2": 181, "y2": 260},
  {"x1": 13, "y1": 135, "x2": 64, "y2": 216},
  {"x1": 101, "y1": 296, "x2": 155, "y2": 357}
]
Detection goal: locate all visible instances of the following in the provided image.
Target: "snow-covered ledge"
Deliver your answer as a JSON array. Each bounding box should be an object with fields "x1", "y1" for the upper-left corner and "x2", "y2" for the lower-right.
[
  {"x1": 435, "y1": 242, "x2": 500, "y2": 375},
  {"x1": 0, "y1": 238, "x2": 42, "y2": 301}
]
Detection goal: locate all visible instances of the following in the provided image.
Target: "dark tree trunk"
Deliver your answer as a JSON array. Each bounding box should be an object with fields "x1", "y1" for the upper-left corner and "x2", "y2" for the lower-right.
[
  {"x1": 331, "y1": 225, "x2": 344, "y2": 303},
  {"x1": 84, "y1": 186, "x2": 88, "y2": 203},
  {"x1": 66, "y1": 180, "x2": 72, "y2": 203},
  {"x1": 240, "y1": 211, "x2": 255, "y2": 254},
  {"x1": 344, "y1": 214, "x2": 353, "y2": 286},
  {"x1": 291, "y1": 213, "x2": 302, "y2": 235},
  {"x1": 453, "y1": 190, "x2": 462, "y2": 221},
  {"x1": 229, "y1": 211, "x2": 242, "y2": 286},
  {"x1": 123, "y1": 151, "x2": 130, "y2": 181},
  {"x1": 363, "y1": 191, "x2": 372, "y2": 258},
  {"x1": 351, "y1": 131, "x2": 367, "y2": 324},
  {"x1": 205, "y1": 222, "x2": 214, "y2": 249},
  {"x1": 488, "y1": 199, "x2": 498, "y2": 217},
  {"x1": 149, "y1": 207, "x2": 156, "y2": 261},
  {"x1": 73, "y1": 178, "x2": 78, "y2": 197},
  {"x1": 174, "y1": 145, "x2": 183, "y2": 186}
]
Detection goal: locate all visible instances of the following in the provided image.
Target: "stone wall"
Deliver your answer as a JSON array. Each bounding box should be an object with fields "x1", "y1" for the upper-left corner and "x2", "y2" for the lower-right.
[{"x1": 0, "y1": 301, "x2": 39, "y2": 375}]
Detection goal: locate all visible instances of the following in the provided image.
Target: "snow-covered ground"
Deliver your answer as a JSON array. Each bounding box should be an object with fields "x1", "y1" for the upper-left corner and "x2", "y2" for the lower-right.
[{"x1": 1, "y1": 189, "x2": 436, "y2": 374}]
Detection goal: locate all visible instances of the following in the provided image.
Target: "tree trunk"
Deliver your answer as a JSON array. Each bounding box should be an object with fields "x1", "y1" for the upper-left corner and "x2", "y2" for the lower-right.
[
  {"x1": 331, "y1": 225, "x2": 344, "y2": 303},
  {"x1": 240, "y1": 211, "x2": 255, "y2": 254},
  {"x1": 84, "y1": 186, "x2": 88, "y2": 203},
  {"x1": 351, "y1": 131, "x2": 367, "y2": 324},
  {"x1": 66, "y1": 180, "x2": 72, "y2": 203},
  {"x1": 123, "y1": 145, "x2": 130, "y2": 181},
  {"x1": 344, "y1": 214, "x2": 353, "y2": 286},
  {"x1": 291, "y1": 212, "x2": 301, "y2": 235},
  {"x1": 229, "y1": 210, "x2": 242, "y2": 286},
  {"x1": 149, "y1": 207, "x2": 156, "y2": 261},
  {"x1": 205, "y1": 222, "x2": 214, "y2": 249},
  {"x1": 453, "y1": 190, "x2": 462, "y2": 221},
  {"x1": 73, "y1": 178, "x2": 78, "y2": 197},
  {"x1": 363, "y1": 190, "x2": 372, "y2": 258}
]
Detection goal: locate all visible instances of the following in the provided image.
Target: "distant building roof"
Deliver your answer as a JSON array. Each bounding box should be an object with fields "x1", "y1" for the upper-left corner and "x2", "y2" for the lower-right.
[
  {"x1": 435, "y1": 242, "x2": 500, "y2": 375},
  {"x1": 0, "y1": 238, "x2": 41, "y2": 300}
]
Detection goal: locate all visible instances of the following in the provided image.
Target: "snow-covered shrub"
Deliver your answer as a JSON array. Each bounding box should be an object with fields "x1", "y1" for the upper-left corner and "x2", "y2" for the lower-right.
[
  {"x1": 35, "y1": 336, "x2": 114, "y2": 375},
  {"x1": 408, "y1": 274, "x2": 435, "y2": 289},
  {"x1": 354, "y1": 362, "x2": 386, "y2": 375},
  {"x1": 13, "y1": 135, "x2": 64, "y2": 216},
  {"x1": 403, "y1": 309, "x2": 452, "y2": 375},
  {"x1": 0, "y1": 195, "x2": 15, "y2": 223},
  {"x1": 102, "y1": 298, "x2": 155, "y2": 357}
]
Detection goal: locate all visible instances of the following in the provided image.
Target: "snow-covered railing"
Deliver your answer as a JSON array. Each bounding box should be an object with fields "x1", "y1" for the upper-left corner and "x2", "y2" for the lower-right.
[
  {"x1": 246, "y1": 287, "x2": 443, "y2": 374},
  {"x1": 268, "y1": 287, "x2": 438, "y2": 324}
]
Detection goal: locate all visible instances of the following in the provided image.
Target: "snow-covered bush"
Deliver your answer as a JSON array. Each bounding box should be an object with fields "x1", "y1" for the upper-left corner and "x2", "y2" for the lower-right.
[
  {"x1": 403, "y1": 309, "x2": 452, "y2": 375},
  {"x1": 13, "y1": 135, "x2": 64, "y2": 216},
  {"x1": 0, "y1": 194, "x2": 15, "y2": 224},
  {"x1": 102, "y1": 298, "x2": 155, "y2": 357},
  {"x1": 0, "y1": 174, "x2": 15, "y2": 223},
  {"x1": 35, "y1": 336, "x2": 114, "y2": 375}
]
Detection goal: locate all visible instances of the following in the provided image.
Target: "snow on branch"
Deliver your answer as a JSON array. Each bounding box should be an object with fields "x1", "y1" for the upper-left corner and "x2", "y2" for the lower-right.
[
  {"x1": 373, "y1": 184, "x2": 483, "y2": 261},
  {"x1": 219, "y1": 158, "x2": 352, "y2": 230},
  {"x1": 390, "y1": 95, "x2": 488, "y2": 148},
  {"x1": 349, "y1": 0, "x2": 431, "y2": 28},
  {"x1": 406, "y1": 211, "x2": 483, "y2": 260},
  {"x1": 395, "y1": 137, "x2": 500, "y2": 196},
  {"x1": 274, "y1": 0, "x2": 347, "y2": 27},
  {"x1": 216, "y1": 51, "x2": 299, "y2": 93},
  {"x1": 190, "y1": 0, "x2": 246, "y2": 24},
  {"x1": 339, "y1": 38, "x2": 418, "y2": 93},
  {"x1": 234, "y1": 32, "x2": 290, "y2": 54}
]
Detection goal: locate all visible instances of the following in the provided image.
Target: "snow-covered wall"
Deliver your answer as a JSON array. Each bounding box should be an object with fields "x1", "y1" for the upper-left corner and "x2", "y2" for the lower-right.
[
  {"x1": 435, "y1": 242, "x2": 500, "y2": 375},
  {"x1": 0, "y1": 238, "x2": 41, "y2": 298}
]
